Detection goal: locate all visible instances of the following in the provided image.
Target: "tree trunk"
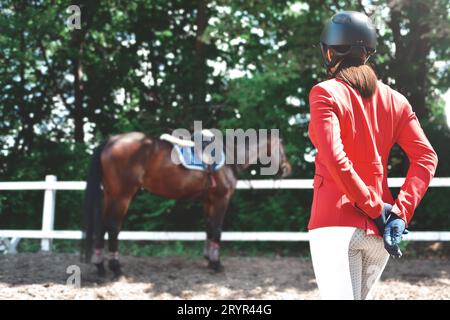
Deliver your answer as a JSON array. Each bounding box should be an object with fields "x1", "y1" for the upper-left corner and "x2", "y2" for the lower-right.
[
  {"x1": 387, "y1": 0, "x2": 431, "y2": 119},
  {"x1": 194, "y1": 0, "x2": 207, "y2": 109},
  {"x1": 15, "y1": 1, "x2": 34, "y2": 153},
  {"x1": 72, "y1": 30, "x2": 85, "y2": 143}
]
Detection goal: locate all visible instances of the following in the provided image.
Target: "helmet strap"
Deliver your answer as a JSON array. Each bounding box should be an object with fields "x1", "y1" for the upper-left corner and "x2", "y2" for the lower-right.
[{"x1": 327, "y1": 59, "x2": 344, "y2": 78}]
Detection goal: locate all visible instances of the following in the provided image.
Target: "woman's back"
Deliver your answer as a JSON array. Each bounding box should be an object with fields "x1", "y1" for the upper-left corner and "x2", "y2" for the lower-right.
[{"x1": 310, "y1": 79, "x2": 413, "y2": 171}]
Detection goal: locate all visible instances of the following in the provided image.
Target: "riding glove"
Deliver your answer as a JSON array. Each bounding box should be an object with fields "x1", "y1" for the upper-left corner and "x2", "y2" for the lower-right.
[{"x1": 373, "y1": 203, "x2": 407, "y2": 258}]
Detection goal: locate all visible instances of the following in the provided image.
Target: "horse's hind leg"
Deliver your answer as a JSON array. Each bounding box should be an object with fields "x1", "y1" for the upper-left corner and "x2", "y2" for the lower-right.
[
  {"x1": 93, "y1": 227, "x2": 106, "y2": 276},
  {"x1": 104, "y1": 194, "x2": 132, "y2": 278}
]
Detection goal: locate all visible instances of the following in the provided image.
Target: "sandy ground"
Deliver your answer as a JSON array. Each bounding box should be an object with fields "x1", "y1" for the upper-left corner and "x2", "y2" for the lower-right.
[{"x1": 0, "y1": 253, "x2": 448, "y2": 300}]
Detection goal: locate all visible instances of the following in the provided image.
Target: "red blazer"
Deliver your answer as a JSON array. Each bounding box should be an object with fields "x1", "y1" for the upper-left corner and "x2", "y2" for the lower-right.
[{"x1": 308, "y1": 79, "x2": 438, "y2": 236}]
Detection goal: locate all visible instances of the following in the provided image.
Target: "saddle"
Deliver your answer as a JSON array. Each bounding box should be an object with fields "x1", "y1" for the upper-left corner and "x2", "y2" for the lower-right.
[{"x1": 160, "y1": 130, "x2": 225, "y2": 174}]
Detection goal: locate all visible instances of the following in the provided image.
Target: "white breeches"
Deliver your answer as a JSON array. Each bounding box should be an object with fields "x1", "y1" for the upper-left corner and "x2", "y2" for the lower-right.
[{"x1": 309, "y1": 227, "x2": 389, "y2": 300}]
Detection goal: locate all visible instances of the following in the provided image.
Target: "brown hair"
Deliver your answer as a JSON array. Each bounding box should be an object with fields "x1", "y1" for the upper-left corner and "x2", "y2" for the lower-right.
[{"x1": 333, "y1": 58, "x2": 378, "y2": 98}]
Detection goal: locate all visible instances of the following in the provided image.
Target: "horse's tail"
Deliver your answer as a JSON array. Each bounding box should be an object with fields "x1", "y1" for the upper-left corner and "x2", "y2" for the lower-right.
[{"x1": 81, "y1": 140, "x2": 107, "y2": 263}]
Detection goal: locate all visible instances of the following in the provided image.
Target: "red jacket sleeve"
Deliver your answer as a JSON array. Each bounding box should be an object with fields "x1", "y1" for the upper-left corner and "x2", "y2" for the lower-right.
[
  {"x1": 309, "y1": 85, "x2": 383, "y2": 219},
  {"x1": 391, "y1": 102, "x2": 438, "y2": 223}
]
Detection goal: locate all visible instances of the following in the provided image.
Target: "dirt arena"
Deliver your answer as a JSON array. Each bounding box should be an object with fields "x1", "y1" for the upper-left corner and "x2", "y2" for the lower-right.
[{"x1": 0, "y1": 252, "x2": 449, "y2": 300}]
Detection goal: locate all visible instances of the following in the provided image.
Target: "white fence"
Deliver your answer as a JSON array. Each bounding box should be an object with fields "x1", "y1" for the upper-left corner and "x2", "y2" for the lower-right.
[{"x1": 0, "y1": 175, "x2": 449, "y2": 253}]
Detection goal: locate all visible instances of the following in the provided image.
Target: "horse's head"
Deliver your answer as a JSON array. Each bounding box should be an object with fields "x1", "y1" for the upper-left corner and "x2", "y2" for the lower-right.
[
  {"x1": 277, "y1": 137, "x2": 292, "y2": 178},
  {"x1": 229, "y1": 130, "x2": 292, "y2": 178},
  {"x1": 267, "y1": 134, "x2": 292, "y2": 178}
]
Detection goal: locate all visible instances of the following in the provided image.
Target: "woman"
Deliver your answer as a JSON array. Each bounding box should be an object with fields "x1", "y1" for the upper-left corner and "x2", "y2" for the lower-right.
[{"x1": 308, "y1": 11, "x2": 438, "y2": 300}]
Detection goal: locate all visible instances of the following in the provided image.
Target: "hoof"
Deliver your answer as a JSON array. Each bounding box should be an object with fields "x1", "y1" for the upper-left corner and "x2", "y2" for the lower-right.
[
  {"x1": 95, "y1": 262, "x2": 106, "y2": 277},
  {"x1": 108, "y1": 259, "x2": 122, "y2": 278},
  {"x1": 208, "y1": 260, "x2": 224, "y2": 273}
]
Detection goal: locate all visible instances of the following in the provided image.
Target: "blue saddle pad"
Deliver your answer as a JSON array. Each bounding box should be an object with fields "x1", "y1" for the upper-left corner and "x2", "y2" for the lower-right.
[{"x1": 173, "y1": 145, "x2": 225, "y2": 171}]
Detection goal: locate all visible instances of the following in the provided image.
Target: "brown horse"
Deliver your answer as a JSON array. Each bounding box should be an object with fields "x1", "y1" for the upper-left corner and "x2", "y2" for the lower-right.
[{"x1": 82, "y1": 131, "x2": 291, "y2": 277}]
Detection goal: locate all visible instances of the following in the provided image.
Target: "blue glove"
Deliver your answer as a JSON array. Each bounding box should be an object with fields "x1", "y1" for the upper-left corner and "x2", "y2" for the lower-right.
[
  {"x1": 373, "y1": 203, "x2": 408, "y2": 258},
  {"x1": 373, "y1": 203, "x2": 392, "y2": 236},
  {"x1": 383, "y1": 213, "x2": 406, "y2": 258}
]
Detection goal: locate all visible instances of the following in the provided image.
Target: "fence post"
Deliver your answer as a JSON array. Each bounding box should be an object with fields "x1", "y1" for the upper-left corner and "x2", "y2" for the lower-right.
[{"x1": 41, "y1": 175, "x2": 57, "y2": 252}]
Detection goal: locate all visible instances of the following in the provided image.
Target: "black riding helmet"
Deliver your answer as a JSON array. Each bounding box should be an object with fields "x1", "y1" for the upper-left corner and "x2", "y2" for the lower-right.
[{"x1": 320, "y1": 11, "x2": 377, "y2": 70}]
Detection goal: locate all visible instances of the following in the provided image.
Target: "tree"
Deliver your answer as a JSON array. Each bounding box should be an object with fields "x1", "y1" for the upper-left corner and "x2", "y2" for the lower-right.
[{"x1": 386, "y1": 0, "x2": 449, "y2": 119}]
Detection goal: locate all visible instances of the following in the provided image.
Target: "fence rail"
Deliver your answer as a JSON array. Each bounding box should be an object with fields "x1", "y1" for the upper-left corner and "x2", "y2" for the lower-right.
[
  {"x1": 0, "y1": 175, "x2": 449, "y2": 253},
  {"x1": 2, "y1": 177, "x2": 450, "y2": 190}
]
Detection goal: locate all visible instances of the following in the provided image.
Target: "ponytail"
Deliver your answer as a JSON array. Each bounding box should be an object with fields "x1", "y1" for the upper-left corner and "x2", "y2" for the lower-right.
[{"x1": 333, "y1": 58, "x2": 378, "y2": 98}]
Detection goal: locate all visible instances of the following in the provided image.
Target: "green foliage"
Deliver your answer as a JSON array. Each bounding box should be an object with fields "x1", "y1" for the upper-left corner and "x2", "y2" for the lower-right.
[
  {"x1": 17, "y1": 239, "x2": 40, "y2": 253},
  {"x1": 120, "y1": 241, "x2": 201, "y2": 257}
]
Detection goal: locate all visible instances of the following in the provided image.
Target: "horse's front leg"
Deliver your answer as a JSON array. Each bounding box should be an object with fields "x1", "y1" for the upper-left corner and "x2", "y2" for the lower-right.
[
  {"x1": 206, "y1": 223, "x2": 223, "y2": 272},
  {"x1": 203, "y1": 198, "x2": 229, "y2": 272}
]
